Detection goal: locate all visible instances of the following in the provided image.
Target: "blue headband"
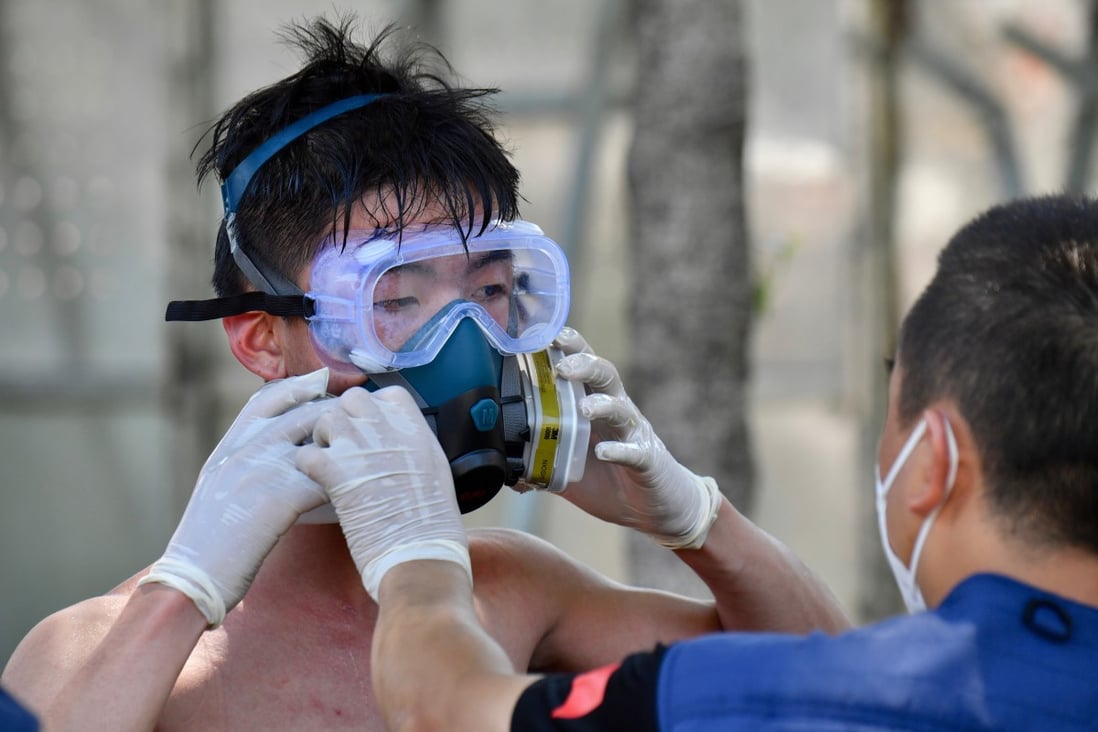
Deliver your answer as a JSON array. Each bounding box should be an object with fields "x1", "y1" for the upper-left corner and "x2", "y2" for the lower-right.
[{"x1": 220, "y1": 93, "x2": 388, "y2": 296}]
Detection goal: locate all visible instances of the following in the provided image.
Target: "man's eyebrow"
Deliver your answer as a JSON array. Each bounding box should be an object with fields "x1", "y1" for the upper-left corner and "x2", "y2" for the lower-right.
[
  {"x1": 382, "y1": 250, "x2": 512, "y2": 278},
  {"x1": 386, "y1": 261, "x2": 429, "y2": 276},
  {"x1": 467, "y1": 250, "x2": 513, "y2": 272}
]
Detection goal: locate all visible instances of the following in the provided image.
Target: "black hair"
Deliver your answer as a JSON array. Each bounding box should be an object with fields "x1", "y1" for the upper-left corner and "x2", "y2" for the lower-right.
[
  {"x1": 195, "y1": 15, "x2": 521, "y2": 296},
  {"x1": 897, "y1": 194, "x2": 1098, "y2": 552}
]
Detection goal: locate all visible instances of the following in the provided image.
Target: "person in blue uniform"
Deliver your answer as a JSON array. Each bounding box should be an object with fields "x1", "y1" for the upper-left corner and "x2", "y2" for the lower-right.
[
  {"x1": 0, "y1": 686, "x2": 38, "y2": 731},
  {"x1": 300, "y1": 193, "x2": 1098, "y2": 731}
]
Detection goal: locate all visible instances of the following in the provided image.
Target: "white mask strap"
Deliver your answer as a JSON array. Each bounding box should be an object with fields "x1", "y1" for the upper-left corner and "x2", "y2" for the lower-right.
[
  {"x1": 878, "y1": 419, "x2": 928, "y2": 495},
  {"x1": 905, "y1": 417, "x2": 959, "y2": 578}
]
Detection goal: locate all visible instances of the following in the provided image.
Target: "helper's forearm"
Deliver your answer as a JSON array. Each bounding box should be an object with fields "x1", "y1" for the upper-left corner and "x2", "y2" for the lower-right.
[
  {"x1": 44, "y1": 585, "x2": 206, "y2": 732},
  {"x1": 373, "y1": 561, "x2": 536, "y2": 732},
  {"x1": 676, "y1": 500, "x2": 852, "y2": 634}
]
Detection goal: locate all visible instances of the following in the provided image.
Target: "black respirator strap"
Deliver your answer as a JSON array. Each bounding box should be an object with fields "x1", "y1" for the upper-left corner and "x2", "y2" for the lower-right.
[
  {"x1": 499, "y1": 356, "x2": 527, "y2": 441},
  {"x1": 166, "y1": 94, "x2": 389, "y2": 323},
  {"x1": 499, "y1": 356, "x2": 529, "y2": 486},
  {"x1": 366, "y1": 371, "x2": 429, "y2": 407},
  {"x1": 165, "y1": 292, "x2": 314, "y2": 321}
]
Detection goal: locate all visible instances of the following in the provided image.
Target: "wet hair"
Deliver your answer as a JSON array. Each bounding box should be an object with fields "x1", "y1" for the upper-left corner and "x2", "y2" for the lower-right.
[
  {"x1": 897, "y1": 194, "x2": 1098, "y2": 552},
  {"x1": 195, "y1": 15, "x2": 521, "y2": 296}
]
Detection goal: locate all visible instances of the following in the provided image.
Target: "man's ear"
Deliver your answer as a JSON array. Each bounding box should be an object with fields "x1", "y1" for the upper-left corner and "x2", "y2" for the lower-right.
[{"x1": 223, "y1": 312, "x2": 287, "y2": 381}]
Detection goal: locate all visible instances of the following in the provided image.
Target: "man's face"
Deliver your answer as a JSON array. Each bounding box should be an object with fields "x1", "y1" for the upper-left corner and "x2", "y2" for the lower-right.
[
  {"x1": 278, "y1": 201, "x2": 511, "y2": 395},
  {"x1": 371, "y1": 250, "x2": 515, "y2": 351}
]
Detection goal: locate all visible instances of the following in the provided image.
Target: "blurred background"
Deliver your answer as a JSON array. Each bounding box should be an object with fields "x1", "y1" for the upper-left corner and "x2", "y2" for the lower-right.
[{"x1": 1, "y1": 0, "x2": 1094, "y2": 663}]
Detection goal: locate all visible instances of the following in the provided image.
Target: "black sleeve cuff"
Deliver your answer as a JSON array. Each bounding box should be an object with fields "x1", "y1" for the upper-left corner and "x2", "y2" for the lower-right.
[{"x1": 511, "y1": 645, "x2": 667, "y2": 732}]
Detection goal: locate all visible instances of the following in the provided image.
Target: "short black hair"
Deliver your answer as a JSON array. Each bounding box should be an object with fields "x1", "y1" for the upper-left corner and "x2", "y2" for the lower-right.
[
  {"x1": 195, "y1": 15, "x2": 521, "y2": 296},
  {"x1": 897, "y1": 194, "x2": 1098, "y2": 552}
]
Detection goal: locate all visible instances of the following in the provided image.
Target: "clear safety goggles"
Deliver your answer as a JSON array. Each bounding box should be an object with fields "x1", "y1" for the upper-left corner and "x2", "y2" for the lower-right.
[{"x1": 307, "y1": 219, "x2": 570, "y2": 373}]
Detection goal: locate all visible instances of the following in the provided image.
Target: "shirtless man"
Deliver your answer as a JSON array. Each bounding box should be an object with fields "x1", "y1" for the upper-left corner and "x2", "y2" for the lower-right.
[{"x1": 1, "y1": 17, "x2": 847, "y2": 731}]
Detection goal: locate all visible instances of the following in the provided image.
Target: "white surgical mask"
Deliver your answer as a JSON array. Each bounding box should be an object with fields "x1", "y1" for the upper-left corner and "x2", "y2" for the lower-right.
[{"x1": 874, "y1": 416, "x2": 958, "y2": 613}]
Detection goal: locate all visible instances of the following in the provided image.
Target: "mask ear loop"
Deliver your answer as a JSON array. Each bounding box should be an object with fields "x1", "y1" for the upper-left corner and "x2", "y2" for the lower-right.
[{"x1": 879, "y1": 419, "x2": 929, "y2": 495}]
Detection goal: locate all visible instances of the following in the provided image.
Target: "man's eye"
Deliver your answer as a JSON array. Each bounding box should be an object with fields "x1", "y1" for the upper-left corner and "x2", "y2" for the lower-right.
[
  {"x1": 473, "y1": 283, "x2": 509, "y2": 301},
  {"x1": 374, "y1": 297, "x2": 418, "y2": 312}
]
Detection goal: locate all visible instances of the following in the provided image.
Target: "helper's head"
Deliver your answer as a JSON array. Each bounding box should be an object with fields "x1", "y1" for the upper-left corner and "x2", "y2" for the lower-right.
[{"x1": 880, "y1": 195, "x2": 1098, "y2": 601}]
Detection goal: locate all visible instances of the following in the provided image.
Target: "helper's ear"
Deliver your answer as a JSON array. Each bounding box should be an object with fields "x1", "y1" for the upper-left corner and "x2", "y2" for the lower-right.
[
  {"x1": 909, "y1": 407, "x2": 968, "y2": 517},
  {"x1": 223, "y1": 312, "x2": 288, "y2": 381}
]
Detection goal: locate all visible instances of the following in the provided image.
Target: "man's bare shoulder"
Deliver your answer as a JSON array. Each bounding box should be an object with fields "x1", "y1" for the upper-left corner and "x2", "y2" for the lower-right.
[
  {"x1": 467, "y1": 526, "x2": 612, "y2": 588},
  {"x1": 1, "y1": 589, "x2": 130, "y2": 712},
  {"x1": 467, "y1": 526, "x2": 720, "y2": 672}
]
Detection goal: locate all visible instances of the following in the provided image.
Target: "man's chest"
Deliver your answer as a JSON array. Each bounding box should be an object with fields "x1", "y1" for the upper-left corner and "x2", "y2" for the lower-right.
[
  {"x1": 159, "y1": 614, "x2": 383, "y2": 730},
  {"x1": 154, "y1": 593, "x2": 542, "y2": 731}
]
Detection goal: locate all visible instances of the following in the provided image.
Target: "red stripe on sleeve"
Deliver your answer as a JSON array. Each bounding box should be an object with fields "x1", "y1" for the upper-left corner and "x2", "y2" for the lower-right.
[{"x1": 550, "y1": 662, "x2": 621, "y2": 720}]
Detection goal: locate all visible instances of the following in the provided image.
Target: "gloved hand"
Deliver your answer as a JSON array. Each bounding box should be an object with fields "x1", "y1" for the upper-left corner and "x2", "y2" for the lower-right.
[
  {"x1": 550, "y1": 327, "x2": 722, "y2": 550},
  {"x1": 138, "y1": 369, "x2": 333, "y2": 627},
  {"x1": 295, "y1": 386, "x2": 470, "y2": 601}
]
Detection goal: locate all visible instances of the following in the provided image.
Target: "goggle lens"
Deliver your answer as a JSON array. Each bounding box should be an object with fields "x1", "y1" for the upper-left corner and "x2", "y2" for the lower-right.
[{"x1": 307, "y1": 220, "x2": 570, "y2": 372}]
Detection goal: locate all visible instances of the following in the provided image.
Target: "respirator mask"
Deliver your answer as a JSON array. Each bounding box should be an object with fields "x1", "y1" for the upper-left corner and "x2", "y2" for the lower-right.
[{"x1": 303, "y1": 219, "x2": 590, "y2": 512}]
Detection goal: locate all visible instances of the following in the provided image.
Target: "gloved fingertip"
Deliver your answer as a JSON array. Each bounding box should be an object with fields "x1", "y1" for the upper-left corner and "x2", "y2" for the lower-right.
[
  {"x1": 594, "y1": 440, "x2": 645, "y2": 469},
  {"x1": 338, "y1": 386, "x2": 375, "y2": 414},
  {"x1": 579, "y1": 392, "x2": 616, "y2": 418},
  {"x1": 297, "y1": 367, "x2": 330, "y2": 396},
  {"x1": 553, "y1": 325, "x2": 578, "y2": 342},
  {"x1": 374, "y1": 384, "x2": 414, "y2": 404},
  {"x1": 555, "y1": 351, "x2": 597, "y2": 380},
  {"x1": 553, "y1": 326, "x2": 594, "y2": 356},
  {"x1": 554, "y1": 359, "x2": 574, "y2": 379}
]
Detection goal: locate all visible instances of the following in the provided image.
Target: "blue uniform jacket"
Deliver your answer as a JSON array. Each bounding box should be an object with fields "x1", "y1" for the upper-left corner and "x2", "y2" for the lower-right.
[
  {"x1": 0, "y1": 686, "x2": 38, "y2": 731},
  {"x1": 658, "y1": 574, "x2": 1098, "y2": 730}
]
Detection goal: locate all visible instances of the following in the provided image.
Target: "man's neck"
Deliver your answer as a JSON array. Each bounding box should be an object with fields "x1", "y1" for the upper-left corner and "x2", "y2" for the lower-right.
[
  {"x1": 1003, "y1": 547, "x2": 1098, "y2": 608},
  {"x1": 926, "y1": 531, "x2": 1098, "y2": 610},
  {"x1": 250, "y1": 523, "x2": 373, "y2": 608}
]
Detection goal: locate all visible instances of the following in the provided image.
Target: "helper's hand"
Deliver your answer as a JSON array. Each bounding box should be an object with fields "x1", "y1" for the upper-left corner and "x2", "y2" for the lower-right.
[
  {"x1": 296, "y1": 386, "x2": 470, "y2": 601},
  {"x1": 138, "y1": 369, "x2": 333, "y2": 627},
  {"x1": 551, "y1": 328, "x2": 722, "y2": 550}
]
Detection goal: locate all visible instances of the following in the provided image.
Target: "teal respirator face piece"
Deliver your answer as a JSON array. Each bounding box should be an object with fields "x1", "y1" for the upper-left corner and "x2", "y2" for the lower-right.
[{"x1": 365, "y1": 308, "x2": 589, "y2": 513}]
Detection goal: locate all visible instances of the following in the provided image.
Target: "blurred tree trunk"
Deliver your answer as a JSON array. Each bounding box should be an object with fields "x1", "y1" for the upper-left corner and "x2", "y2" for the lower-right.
[
  {"x1": 163, "y1": 0, "x2": 223, "y2": 515},
  {"x1": 625, "y1": 0, "x2": 752, "y2": 597},
  {"x1": 855, "y1": 0, "x2": 908, "y2": 622}
]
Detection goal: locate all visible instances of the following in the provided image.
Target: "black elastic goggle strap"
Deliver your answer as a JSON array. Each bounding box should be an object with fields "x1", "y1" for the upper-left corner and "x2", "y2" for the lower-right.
[{"x1": 165, "y1": 292, "x2": 314, "y2": 321}]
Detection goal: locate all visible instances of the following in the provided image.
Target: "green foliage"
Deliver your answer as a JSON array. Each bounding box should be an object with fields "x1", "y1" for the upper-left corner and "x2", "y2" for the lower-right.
[{"x1": 752, "y1": 232, "x2": 802, "y2": 316}]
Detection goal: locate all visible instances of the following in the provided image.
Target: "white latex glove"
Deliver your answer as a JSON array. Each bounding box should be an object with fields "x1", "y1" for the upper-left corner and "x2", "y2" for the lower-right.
[
  {"x1": 551, "y1": 328, "x2": 722, "y2": 550},
  {"x1": 295, "y1": 386, "x2": 470, "y2": 601},
  {"x1": 138, "y1": 369, "x2": 333, "y2": 627}
]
